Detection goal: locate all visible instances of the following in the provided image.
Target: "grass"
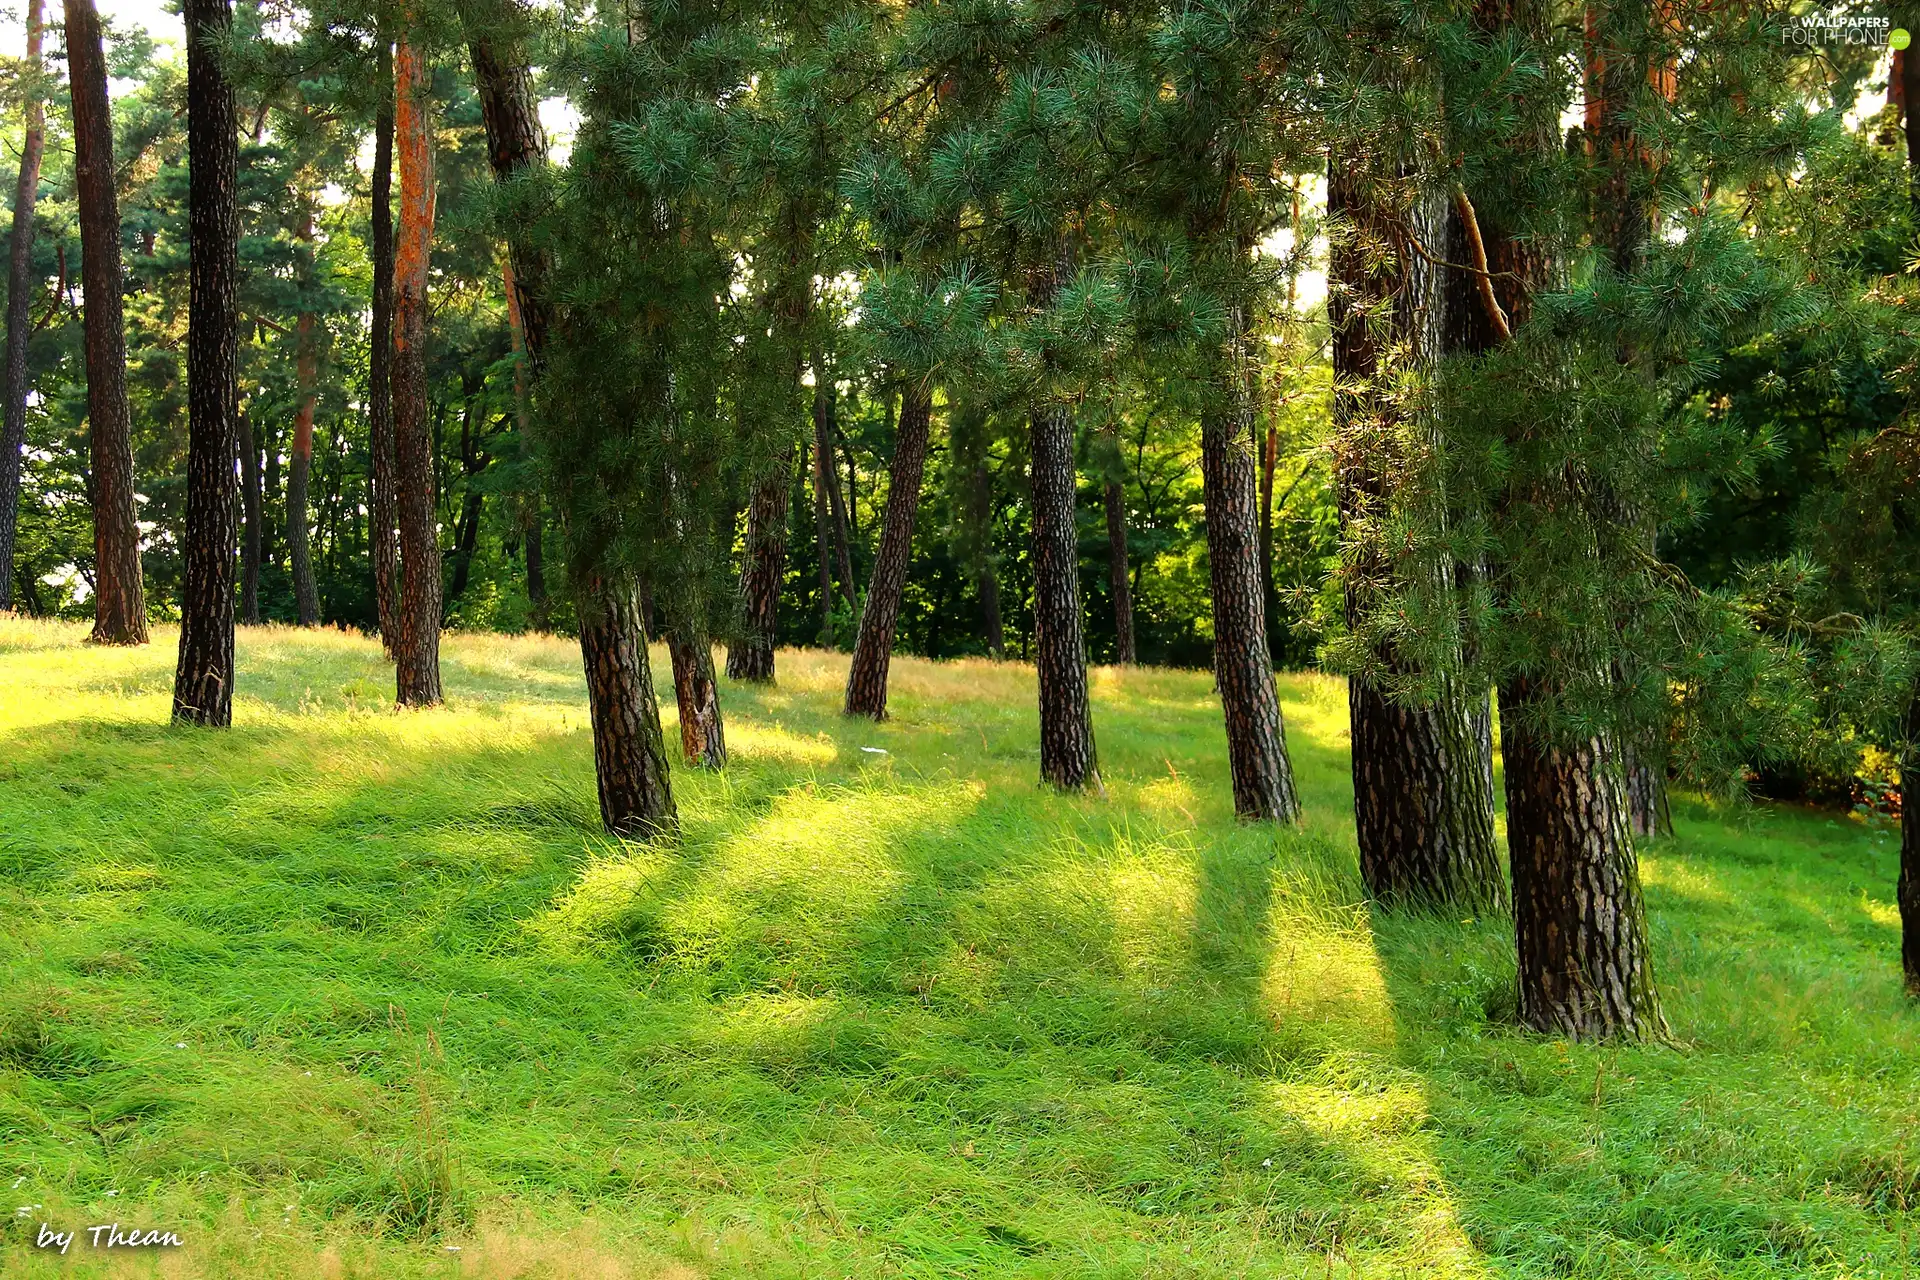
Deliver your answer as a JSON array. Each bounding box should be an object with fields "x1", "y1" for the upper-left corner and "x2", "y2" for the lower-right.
[{"x1": 0, "y1": 616, "x2": 1915, "y2": 1278}]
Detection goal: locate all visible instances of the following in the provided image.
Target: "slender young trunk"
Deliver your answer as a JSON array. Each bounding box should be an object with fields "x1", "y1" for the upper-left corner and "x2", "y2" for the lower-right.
[
  {"x1": 668, "y1": 622, "x2": 726, "y2": 768},
  {"x1": 812, "y1": 424, "x2": 835, "y2": 639},
  {"x1": 66, "y1": 0, "x2": 146, "y2": 644},
  {"x1": 966, "y1": 442, "x2": 1005, "y2": 659},
  {"x1": 1103, "y1": 472, "x2": 1133, "y2": 665},
  {"x1": 727, "y1": 450, "x2": 793, "y2": 682},
  {"x1": 503, "y1": 257, "x2": 545, "y2": 628},
  {"x1": 468, "y1": 3, "x2": 674, "y2": 833},
  {"x1": 579, "y1": 582, "x2": 676, "y2": 836},
  {"x1": 171, "y1": 0, "x2": 239, "y2": 723},
  {"x1": 445, "y1": 399, "x2": 484, "y2": 612},
  {"x1": 239, "y1": 407, "x2": 261, "y2": 622},
  {"x1": 1030, "y1": 392, "x2": 1098, "y2": 791},
  {"x1": 287, "y1": 304, "x2": 320, "y2": 626},
  {"x1": 1330, "y1": 159, "x2": 1502, "y2": 910},
  {"x1": 369, "y1": 51, "x2": 399, "y2": 655},
  {"x1": 1200, "y1": 305, "x2": 1299, "y2": 821},
  {"x1": 0, "y1": 0, "x2": 46, "y2": 611},
  {"x1": 392, "y1": 30, "x2": 442, "y2": 706},
  {"x1": 813, "y1": 369, "x2": 856, "y2": 608},
  {"x1": 844, "y1": 381, "x2": 931, "y2": 719},
  {"x1": 524, "y1": 509, "x2": 546, "y2": 626}
]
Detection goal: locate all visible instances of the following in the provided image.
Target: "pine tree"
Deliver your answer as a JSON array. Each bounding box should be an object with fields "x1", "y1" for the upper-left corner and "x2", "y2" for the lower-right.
[
  {"x1": 392, "y1": 21, "x2": 442, "y2": 706},
  {"x1": 0, "y1": 0, "x2": 46, "y2": 612},
  {"x1": 465, "y1": 0, "x2": 679, "y2": 834},
  {"x1": 172, "y1": 0, "x2": 241, "y2": 723},
  {"x1": 65, "y1": 0, "x2": 148, "y2": 645}
]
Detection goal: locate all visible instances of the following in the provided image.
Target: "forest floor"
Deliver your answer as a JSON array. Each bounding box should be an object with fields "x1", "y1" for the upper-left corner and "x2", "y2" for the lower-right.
[{"x1": 0, "y1": 618, "x2": 1915, "y2": 1279}]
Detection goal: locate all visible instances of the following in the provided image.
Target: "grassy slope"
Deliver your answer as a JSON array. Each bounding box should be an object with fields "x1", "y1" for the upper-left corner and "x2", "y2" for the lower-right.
[{"x1": 0, "y1": 618, "x2": 1914, "y2": 1279}]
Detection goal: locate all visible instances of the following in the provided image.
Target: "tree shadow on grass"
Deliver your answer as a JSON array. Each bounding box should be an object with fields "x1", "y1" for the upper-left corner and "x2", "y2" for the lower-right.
[{"x1": 1362, "y1": 804, "x2": 1920, "y2": 1278}]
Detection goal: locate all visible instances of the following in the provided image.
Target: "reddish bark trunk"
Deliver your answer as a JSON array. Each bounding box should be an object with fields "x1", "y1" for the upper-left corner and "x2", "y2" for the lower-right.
[
  {"x1": 668, "y1": 624, "x2": 726, "y2": 768},
  {"x1": 392, "y1": 31, "x2": 442, "y2": 706}
]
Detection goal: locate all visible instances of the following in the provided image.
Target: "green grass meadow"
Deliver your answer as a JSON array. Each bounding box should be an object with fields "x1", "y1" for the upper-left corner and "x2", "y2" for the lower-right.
[{"x1": 0, "y1": 617, "x2": 1916, "y2": 1277}]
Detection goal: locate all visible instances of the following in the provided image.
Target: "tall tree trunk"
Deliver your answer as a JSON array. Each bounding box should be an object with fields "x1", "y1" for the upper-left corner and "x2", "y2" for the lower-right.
[
  {"x1": 238, "y1": 407, "x2": 261, "y2": 622},
  {"x1": 1446, "y1": 0, "x2": 1659, "y2": 1038},
  {"x1": 727, "y1": 450, "x2": 793, "y2": 682},
  {"x1": 1200, "y1": 305, "x2": 1299, "y2": 821},
  {"x1": 369, "y1": 50, "x2": 399, "y2": 655},
  {"x1": 171, "y1": 0, "x2": 239, "y2": 724},
  {"x1": 287, "y1": 302, "x2": 320, "y2": 626},
  {"x1": 468, "y1": 3, "x2": 674, "y2": 834},
  {"x1": 1103, "y1": 470, "x2": 1133, "y2": 665},
  {"x1": 0, "y1": 0, "x2": 46, "y2": 612},
  {"x1": 66, "y1": 0, "x2": 146, "y2": 645},
  {"x1": 1329, "y1": 159, "x2": 1502, "y2": 910},
  {"x1": 579, "y1": 582, "x2": 676, "y2": 836},
  {"x1": 392, "y1": 29, "x2": 442, "y2": 706},
  {"x1": 1029, "y1": 383, "x2": 1099, "y2": 791},
  {"x1": 843, "y1": 381, "x2": 932, "y2": 720},
  {"x1": 667, "y1": 622, "x2": 726, "y2": 768}
]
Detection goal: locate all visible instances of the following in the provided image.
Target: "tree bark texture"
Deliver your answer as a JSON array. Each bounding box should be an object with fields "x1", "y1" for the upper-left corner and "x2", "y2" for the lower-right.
[
  {"x1": 1503, "y1": 677, "x2": 1662, "y2": 1037},
  {"x1": 239, "y1": 408, "x2": 261, "y2": 622},
  {"x1": 844, "y1": 381, "x2": 932, "y2": 719},
  {"x1": 369, "y1": 56, "x2": 399, "y2": 654},
  {"x1": 1104, "y1": 474, "x2": 1133, "y2": 665},
  {"x1": 1329, "y1": 159, "x2": 1503, "y2": 910},
  {"x1": 0, "y1": 0, "x2": 46, "y2": 612},
  {"x1": 171, "y1": 0, "x2": 240, "y2": 724},
  {"x1": 1200, "y1": 309, "x2": 1299, "y2": 822},
  {"x1": 579, "y1": 583, "x2": 676, "y2": 837},
  {"x1": 668, "y1": 624, "x2": 727, "y2": 768},
  {"x1": 1030, "y1": 396, "x2": 1099, "y2": 791},
  {"x1": 727, "y1": 450, "x2": 794, "y2": 682},
  {"x1": 392, "y1": 31, "x2": 442, "y2": 706},
  {"x1": 287, "y1": 304, "x2": 320, "y2": 626},
  {"x1": 66, "y1": 0, "x2": 146, "y2": 645}
]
